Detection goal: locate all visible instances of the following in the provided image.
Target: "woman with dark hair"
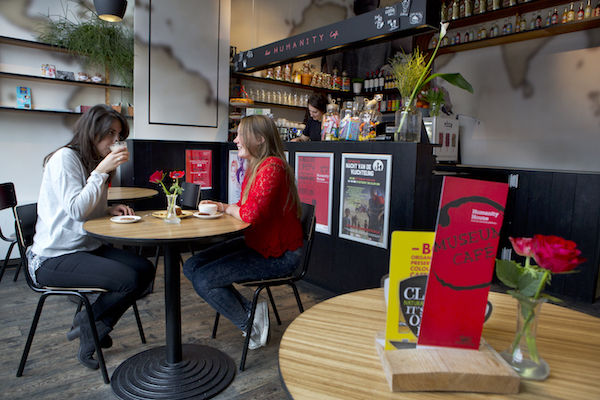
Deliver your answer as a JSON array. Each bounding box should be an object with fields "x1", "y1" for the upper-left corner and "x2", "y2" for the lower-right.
[
  {"x1": 183, "y1": 115, "x2": 303, "y2": 350},
  {"x1": 27, "y1": 104, "x2": 155, "y2": 370},
  {"x1": 292, "y1": 93, "x2": 328, "y2": 142}
]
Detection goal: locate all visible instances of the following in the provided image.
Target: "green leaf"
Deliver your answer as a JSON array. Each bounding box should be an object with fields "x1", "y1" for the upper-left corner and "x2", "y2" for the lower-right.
[
  {"x1": 424, "y1": 73, "x2": 474, "y2": 93},
  {"x1": 518, "y1": 268, "x2": 545, "y2": 297},
  {"x1": 495, "y1": 259, "x2": 523, "y2": 288},
  {"x1": 540, "y1": 293, "x2": 562, "y2": 303}
]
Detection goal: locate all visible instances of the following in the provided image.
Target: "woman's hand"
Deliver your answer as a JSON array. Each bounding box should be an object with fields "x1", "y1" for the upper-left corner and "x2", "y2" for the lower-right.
[
  {"x1": 110, "y1": 204, "x2": 134, "y2": 216},
  {"x1": 95, "y1": 147, "x2": 129, "y2": 175},
  {"x1": 200, "y1": 199, "x2": 227, "y2": 213}
]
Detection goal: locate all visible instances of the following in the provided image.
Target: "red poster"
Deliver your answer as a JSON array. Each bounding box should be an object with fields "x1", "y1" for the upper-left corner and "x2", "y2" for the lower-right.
[
  {"x1": 295, "y1": 153, "x2": 333, "y2": 234},
  {"x1": 418, "y1": 177, "x2": 508, "y2": 349},
  {"x1": 185, "y1": 150, "x2": 212, "y2": 189}
]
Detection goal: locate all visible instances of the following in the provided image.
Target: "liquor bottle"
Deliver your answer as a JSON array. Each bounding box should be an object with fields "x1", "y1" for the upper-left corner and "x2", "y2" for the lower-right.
[
  {"x1": 364, "y1": 72, "x2": 371, "y2": 93},
  {"x1": 515, "y1": 13, "x2": 521, "y2": 32},
  {"x1": 529, "y1": 16, "x2": 536, "y2": 30},
  {"x1": 509, "y1": 0, "x2": 516, "y2": 5},
  {"x1": 502, "y1": 19, "x2": 508, "y2": 35},
  {"x1": 372, "y1": 70, "x2": 379, "y2": 92},
  {"x1": 506, "y1": 18, "x2": 513, "y2": 33},
  {"x1": 561, "y1": 7, "x2": 568, "y2": 23},
  {"x1": 595, "y1": 1, "x2": 600, "y2": 17},
  {"x1": 474, "y1": 0, "x2": 480, "y2": 14},
  {"x1": 460, "y1": 0, "x2": 466, "y2": 18},
  {"x1": 567, "y1": 3, "x2": 575, "y2": 21},
  {"x1": 441, "y1": 1, "x2": 448, "y2": 20},
  {"x1": 452, "y1": 0, "x2": 460, "y2": 19},
  {"x1": 520, "y1": 14, "x2": 527, "y2": 31},
  {"x1": 577, "y1": 2, "x2": 585, "y2": 19},
  {"x1": 455, "y1": 32, "x2": 461, "y2": 44},
  {"x1": 464, "y1": 31, "x2": 470, "y2": 42},
  {"x1": 479, "y1": 0, "x2": 486, "y2": 14},
  {"x1": 465, "y1": 0, "x2": 473, "y2": 17},
  {"x1": 584, "y1": 0, "x2": 592, "y2": 18},
  {"x1": 378, "y1": 71, "x2": 384, "y2": 93},
  {"x1": 551, "y1": 8, "x2": 559, "y2": 24},
  {"x1": 492, "y1": 0, "x2": 501, "y2": 11},
  {"x1": 545, "y1": 11, "x2": 552, "y2": 26}
]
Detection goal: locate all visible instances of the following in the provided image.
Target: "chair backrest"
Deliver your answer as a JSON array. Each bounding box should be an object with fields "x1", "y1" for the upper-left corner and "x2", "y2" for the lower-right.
[
  {"x1": 180, "y1": 182, "x2": 201, "y2": 209},
  {"x1": 14, "y1": 203, "x2": 39, "y2": 290},
  {"x1": 0, "y1": 182, "x2": 17, "y2": 211},
  {"x1": 296, "y1": 203, "x2": 316, "y2": 281}
]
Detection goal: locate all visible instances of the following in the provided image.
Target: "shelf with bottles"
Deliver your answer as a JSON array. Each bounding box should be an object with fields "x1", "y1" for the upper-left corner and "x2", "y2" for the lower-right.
[
  {"x1": 231, "y1": 72, "x2": 354, "y2": 97},
  {"x1": 0, "y1": 105, "x2": 133, "y2": 118},
  {"x1": 436, "y1": 15, "x2": 600, "y2": 54},
  {"x1": 416, "y1": 0, "x2": 600, "y2": 54}
]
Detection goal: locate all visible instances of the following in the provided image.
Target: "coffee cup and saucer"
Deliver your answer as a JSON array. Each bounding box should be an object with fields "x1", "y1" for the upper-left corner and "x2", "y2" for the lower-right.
[{"x1": 193, "y1": 203, "x2": 223, "y2": 219}]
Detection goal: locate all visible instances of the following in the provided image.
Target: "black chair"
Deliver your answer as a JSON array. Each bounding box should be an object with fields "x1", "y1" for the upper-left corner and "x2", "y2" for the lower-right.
[
  {"x1": 14, "y1": 203, "x2": 146, "y2": 384},
  {"x1": 211, "y1": 203, "x2": 316, "y2": 371},
  {"x1": 0, "y1": 182, "x2": 22, "y2": 282}
]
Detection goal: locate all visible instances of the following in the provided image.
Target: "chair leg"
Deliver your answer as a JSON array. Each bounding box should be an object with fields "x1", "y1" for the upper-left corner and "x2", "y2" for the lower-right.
[
  {"x1": 265, "y1": 287, "x2": 281, "y2": 325},
  {"x1": 212, "y1": 313, "x2": 220, "y2": 339},
  {"x1": 80, "y1": 294, "x2": 110, "y2": 384},
  {"x1": 240, "y1": 287, "x2": 264, "y2": 372},
  {"x1": 0, "y1": 240, "x2": 17, "y2": 283},
  {"x1": 12, "y1": 258, "x2": 22, "y2": 281},
  {"x1": 290, "y1": 283, "x2": 304, "y2": 313},
  {"x1": 17, "y1": 293, "x2": 49, "y2": 377},
  {"x1": 132, "y1": 302, "x2": 146, "y2": 344}
]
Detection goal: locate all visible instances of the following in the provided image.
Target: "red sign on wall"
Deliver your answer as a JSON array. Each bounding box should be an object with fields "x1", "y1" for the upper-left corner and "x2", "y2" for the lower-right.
[{"x1": 185, "y1": 150, "x2": 212, "y2": 189}]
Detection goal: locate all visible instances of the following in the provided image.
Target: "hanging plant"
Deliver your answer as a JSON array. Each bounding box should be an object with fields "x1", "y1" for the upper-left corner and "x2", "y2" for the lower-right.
[{"x1": 37, "y1": 3, "x2": 133, "y2": 87}]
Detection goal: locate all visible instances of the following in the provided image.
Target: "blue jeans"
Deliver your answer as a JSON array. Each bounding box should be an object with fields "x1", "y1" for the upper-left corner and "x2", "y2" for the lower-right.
[{"x1": 182, "y1": 237, "x2": 301, "y2": 331}]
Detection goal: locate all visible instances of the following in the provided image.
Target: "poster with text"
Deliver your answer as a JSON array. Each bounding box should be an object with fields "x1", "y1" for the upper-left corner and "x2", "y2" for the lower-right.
[
  {"x1": 185, "y1": 149, "x2": 212, "y2": 189},
  {"x1": 228, "y1": 150, "x2": 247, "y2": 204},
  {"x1": 339, "y1": 153, "x2": 392, "y2": 248},
  {"x1": 295, "y1": 152, "x2": 334, "y2": 234}
]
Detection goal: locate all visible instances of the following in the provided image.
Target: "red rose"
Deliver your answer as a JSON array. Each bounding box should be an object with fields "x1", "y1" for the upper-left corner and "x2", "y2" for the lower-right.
[
  {"x1": 531, "y1": 234, "x2": 586, "y2": 273},
  {"x1": 149, "y1": 170, "x2": 164, "y2": 183},
  {"x1": 509, "y1": 237, "x2": 534, "y2": 257},
  {"x1": 170, "y1": 171, "x2": 185, "y2": 179}
]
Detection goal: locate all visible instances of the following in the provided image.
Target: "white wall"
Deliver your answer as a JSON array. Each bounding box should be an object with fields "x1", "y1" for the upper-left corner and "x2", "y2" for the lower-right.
[
  {"x1": 435, "y1": 29, "x2": 600, "y2": 172},
  {"x1": 132, "y1": 0, "x2": 230, "y2": 142}
]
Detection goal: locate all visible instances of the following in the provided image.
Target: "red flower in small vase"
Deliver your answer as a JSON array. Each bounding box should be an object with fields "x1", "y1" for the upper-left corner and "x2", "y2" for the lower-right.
[
  {"x1": 509, "y1": 237, "x2": 534, "y2": 258},
  {"x1": 149, "y1": 170, "x2": 164, "y2": 184},
  {"x1": 169, "y1": 171, "x2": 185, "y2": 179},
  {"x1": 531, "y1": 235, "x2": 587, "y2": 273}
]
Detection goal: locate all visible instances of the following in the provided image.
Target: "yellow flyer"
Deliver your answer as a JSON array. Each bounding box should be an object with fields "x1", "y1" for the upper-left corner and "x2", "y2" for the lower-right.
[{"x1": 384, "y1": 231, "x2": 434, "y2": 350}]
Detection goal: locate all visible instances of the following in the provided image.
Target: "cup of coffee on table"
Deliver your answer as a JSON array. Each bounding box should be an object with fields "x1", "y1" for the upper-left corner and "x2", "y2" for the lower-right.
[{"x1": 198, "y1": 203, "x2": 218, "y2": 216}]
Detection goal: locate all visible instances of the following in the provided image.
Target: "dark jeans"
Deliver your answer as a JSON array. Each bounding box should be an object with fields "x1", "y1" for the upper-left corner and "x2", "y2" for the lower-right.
[
  {"x1": 182, "y1": 237, "x2": 301, "y2": 331},
  {"x1": 36, "y1": 245, "x2": 155, "y2": 328}
]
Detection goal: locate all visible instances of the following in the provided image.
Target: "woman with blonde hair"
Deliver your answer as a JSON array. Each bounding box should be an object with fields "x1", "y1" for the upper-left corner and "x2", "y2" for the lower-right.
[{"x1": 183, "y1": 115, "x2": 302, "y2": 349}]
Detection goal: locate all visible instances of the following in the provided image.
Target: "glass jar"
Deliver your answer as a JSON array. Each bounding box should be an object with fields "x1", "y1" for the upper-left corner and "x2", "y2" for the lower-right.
[
  {"x1": 395, "y1": 98, "x2": 422, "y2": 142},
  {"x1": 321, "y1": 103, "x2": 340, "y2": 141},
  {"x1": 359, "y1": 96, "x2": 382, "y2": 141}
]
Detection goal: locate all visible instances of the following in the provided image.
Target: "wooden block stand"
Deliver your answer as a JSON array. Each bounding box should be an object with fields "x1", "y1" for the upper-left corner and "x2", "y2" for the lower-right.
[{"x1": 375, "y1": 333, "x2": 520, "y2": 394}]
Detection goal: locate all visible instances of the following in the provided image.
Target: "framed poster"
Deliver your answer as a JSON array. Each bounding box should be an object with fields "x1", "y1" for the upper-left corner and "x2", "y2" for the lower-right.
[
  {"x1": 185, "y1": 149, "x2": 212, "y2": 189},
  {"x1": 228, "y1": 150, "x2": 247, "y2": 204},
  {"x1": 339, "y1": 153, "x2": 392, "y2": 248},
  {"x1": 295, "y1": 152, "x2": 334, "y2": 235}
]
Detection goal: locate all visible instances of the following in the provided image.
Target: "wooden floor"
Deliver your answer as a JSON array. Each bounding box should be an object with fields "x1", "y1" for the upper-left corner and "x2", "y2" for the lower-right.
[{"x1": 0, "y1": 254, "x2": 333, "y2": 400}]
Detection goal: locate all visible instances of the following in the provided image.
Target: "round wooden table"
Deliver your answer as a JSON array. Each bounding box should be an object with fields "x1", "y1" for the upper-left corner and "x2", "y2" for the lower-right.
[
  {"x1": 279, "y1": 288, "x2": 600, "y2": 399},
  {"x1": 84, "y1": 212, "x2": 249, "y2": 399},
  {"x1": 107, "y1": 187, "x2": 158, "y2": 202}
]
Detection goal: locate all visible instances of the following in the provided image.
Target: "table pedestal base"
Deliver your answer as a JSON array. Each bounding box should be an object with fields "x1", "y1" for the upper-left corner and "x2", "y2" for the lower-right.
[{"x1": 111, "y1": 344, "x2": 235, "y2": 399}]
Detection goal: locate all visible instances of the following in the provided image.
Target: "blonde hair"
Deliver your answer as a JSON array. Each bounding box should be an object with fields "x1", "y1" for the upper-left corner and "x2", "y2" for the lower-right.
[{"x1": 238, "y1": 115, "x2": 300, "y2": 216}]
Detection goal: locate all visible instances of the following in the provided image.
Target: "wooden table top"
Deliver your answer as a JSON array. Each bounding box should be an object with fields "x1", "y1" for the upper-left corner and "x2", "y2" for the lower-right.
[
  {"x1": 84, "y1": 211, "x2": 249, "y2": 245},
  {"x1": 279, "y1": 288, "x2": 600, "y2": 399},
  {"x1": 107, "y1": 187, "x2": 158, "y2": 201}
]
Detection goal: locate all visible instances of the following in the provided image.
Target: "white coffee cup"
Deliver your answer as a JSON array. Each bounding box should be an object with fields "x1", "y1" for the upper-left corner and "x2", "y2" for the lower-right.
[{"x1": 198, "y1": 203, "x2": 218, "y2": 215}]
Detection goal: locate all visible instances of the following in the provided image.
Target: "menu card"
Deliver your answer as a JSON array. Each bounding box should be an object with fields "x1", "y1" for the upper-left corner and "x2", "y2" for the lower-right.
[{"x1": 418, "y1": 177, "x2": 508, "y2": 350}]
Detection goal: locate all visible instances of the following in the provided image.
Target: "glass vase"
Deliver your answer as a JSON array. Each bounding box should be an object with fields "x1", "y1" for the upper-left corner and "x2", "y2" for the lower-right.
[
  {"x1": 164, "y1": 194, "x2": 181, "y2": 224},
  {"x1": 500, "y1": 298, "x2": 550, "y2": 381},
  {"x1": 394, "y1": 99, "x2": 422, "y2": 142}
]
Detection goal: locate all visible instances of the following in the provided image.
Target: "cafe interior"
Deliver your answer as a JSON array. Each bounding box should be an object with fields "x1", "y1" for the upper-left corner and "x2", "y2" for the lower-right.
[{"x1": 0, "y1": 0, "x2": 599, "y2": 399}]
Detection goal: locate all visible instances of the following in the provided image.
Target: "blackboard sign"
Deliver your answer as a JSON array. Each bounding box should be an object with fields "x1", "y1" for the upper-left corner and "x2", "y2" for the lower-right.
[{"x1": 234, "y1": 0, "x2": 440, "y2": 72}]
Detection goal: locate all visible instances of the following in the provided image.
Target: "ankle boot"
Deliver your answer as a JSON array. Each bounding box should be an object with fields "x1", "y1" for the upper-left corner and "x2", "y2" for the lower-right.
[
  {"x1": 67, "y1": 325, "x2": 113, "y2": 348},
  {"x1": 76, "y1": 314, "x2": 112, "y2": 370}
]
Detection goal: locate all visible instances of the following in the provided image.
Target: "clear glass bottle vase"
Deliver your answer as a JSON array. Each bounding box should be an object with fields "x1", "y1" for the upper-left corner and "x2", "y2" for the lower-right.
[
  {"x1": 500, "y1": 298, "x2": 550, "y2": 380},
  {"x1": 394, "y1": 98, "x2": 422, "y2": 142},
  {"x1": 164, "y1": 194, "x2": 181, "y2": 224}
]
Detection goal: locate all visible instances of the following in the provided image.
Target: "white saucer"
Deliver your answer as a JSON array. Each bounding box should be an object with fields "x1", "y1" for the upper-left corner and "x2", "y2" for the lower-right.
[
  {"x1": 193, "y1": 212, "x2": 223, "y2": 220},
  {"x1": 110, "y1": 215, "x2": 141, "y2": 224}
]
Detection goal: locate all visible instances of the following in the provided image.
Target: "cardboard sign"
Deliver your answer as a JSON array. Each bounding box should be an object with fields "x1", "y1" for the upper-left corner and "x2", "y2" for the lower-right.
[
  {"x1": 385, "y1": 231, "x2": 435, "y2": 350},
  {"x1": 418, "y1": 177, "x2": 508, "y2": 350}
]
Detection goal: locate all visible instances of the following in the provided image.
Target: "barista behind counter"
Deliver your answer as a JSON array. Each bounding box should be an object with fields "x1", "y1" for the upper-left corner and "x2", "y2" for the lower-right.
[{"x1": 292, "y1": 93, "x2": 327, "y2": 142}]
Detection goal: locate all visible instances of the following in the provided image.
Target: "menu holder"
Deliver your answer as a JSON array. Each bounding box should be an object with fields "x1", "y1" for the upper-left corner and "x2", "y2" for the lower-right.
[{"x1": 375, "y1": 331, "x2": 519, "y2": 393}]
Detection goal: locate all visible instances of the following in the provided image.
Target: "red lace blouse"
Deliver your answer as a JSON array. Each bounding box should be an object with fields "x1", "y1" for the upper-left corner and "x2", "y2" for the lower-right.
[{"x1": 237, "y1": 157, "x2": 303, "y2": 258}]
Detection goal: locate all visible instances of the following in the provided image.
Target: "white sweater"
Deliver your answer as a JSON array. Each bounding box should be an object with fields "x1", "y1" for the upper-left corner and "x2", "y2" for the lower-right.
[{"x1": 31, "y1": 147, "x2": 110, "y2": 258}]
